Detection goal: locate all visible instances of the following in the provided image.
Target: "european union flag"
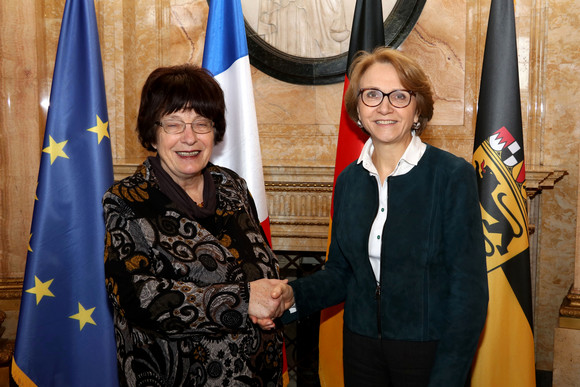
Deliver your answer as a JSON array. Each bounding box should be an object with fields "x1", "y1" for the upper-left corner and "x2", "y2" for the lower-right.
[{"x1": 11, "y1": 0, "x2": 119, "y2": 385}]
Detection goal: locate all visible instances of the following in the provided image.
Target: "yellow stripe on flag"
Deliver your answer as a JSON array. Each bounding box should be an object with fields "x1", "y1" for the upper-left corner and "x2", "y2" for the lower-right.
[
  {"x1": 319, "y1": 305, "x2": 345, "y2": 387},
  {"x1": 11, "y1": 358, "x2": 38, "y2": 387},
  {"x1": 471, "y1": 267, "x2": 535, "y2": 386}
]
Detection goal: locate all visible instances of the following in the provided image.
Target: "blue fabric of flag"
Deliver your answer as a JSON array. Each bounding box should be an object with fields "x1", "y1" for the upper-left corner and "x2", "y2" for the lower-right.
[
  {"x1": 202, "y1": 0, "x2": 248, "y2": 76},
  {"x1": 12, "y1": 0, "x2": 119, "y2": 385}
]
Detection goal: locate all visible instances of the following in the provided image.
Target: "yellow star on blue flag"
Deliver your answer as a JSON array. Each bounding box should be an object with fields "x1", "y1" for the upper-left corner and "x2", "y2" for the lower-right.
[
  {"x1": 25, "y1": 276, "x2": 55, "y2": 305},
  {"x1": 42, "y1": 135, "x2": 69, "y2": 164},
  {"x1": 87, "y1": 114, "x2": 110, "y2": 144},
  {"x1": 70, "y1": 303, "x2": 97, "y2": 330}
]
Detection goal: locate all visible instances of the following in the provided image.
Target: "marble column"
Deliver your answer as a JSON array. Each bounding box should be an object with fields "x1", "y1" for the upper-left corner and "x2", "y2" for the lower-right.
[{"x1": 552, "y1": 143, "x2": 580, "y2": 386}]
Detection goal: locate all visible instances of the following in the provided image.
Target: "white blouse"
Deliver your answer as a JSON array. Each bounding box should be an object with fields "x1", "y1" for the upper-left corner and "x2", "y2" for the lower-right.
[{"x1": 357, "y1": 133, "x2": 427, "y2": 282}]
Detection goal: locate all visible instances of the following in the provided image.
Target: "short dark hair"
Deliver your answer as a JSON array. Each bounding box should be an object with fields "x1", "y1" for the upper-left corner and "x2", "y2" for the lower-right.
[
  {"x1": 345, "y1": 47, "x2": 434, "y2": 135},
  {"x1": 136, "y1": 64, "x2": 226, "y2": 151}
]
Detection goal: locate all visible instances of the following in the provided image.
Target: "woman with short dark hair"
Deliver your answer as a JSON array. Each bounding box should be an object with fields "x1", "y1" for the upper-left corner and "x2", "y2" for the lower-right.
[{"x1": 103, "y1": 64, "x2": 285, "y2": 386}]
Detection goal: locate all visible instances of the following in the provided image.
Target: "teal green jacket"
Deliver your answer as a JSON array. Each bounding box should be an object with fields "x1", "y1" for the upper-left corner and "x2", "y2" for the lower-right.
[{"x1": 287, "y1": 145, "x2": 488, "y2": 386}]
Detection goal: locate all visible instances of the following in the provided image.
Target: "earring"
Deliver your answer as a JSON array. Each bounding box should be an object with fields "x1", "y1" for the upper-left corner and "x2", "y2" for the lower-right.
[
  {"x1": 412, "y1": 122, "x2": 420, "y2": 130},
  {"x1": 357, "y1": 120, "x2": 363, "y2": 128}
]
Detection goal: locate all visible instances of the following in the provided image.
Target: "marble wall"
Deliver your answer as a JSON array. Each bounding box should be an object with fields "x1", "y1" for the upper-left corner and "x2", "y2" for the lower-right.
[
  {"x1": 1, "y1": 0, "x2": 579, "y2": 376},
  {"x1": 529, "y1": 0, "x2": 580, "y2": 371}
]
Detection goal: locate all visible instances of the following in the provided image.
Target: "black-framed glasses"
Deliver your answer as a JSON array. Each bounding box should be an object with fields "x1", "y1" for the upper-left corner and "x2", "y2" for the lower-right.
[
  {"x1": 156, "y1": 118, "x2": 214, "y2": 135},
  {"x1": 359, "y1": 88, "x2": 415, "y2": 108}
]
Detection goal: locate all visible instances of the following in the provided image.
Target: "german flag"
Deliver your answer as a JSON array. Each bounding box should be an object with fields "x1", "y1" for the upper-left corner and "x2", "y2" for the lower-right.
[
  {"x1": 318, "y1": 1, "x2": 384, "y2": 385},
  {"x1": 471, "y1": 0, "x2": 536, "y2": 385}
]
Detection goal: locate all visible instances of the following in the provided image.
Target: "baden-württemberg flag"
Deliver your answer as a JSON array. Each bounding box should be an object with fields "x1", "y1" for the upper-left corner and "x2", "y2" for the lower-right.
[
  {"x1": 471, "y1": 0, "x2": 535, "y2": 385},
  {"x1": 11, "y1": 0, "x2": 119, "y2": 385}
]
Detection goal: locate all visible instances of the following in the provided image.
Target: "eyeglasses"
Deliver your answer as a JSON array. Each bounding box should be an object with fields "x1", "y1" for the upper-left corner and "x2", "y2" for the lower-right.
[
  {"x1": 156, "y1": 118, "x2": 214, "y2": 135},
  {"x1": 358, "y1": 88, "x2": 415, "y2": 108}
]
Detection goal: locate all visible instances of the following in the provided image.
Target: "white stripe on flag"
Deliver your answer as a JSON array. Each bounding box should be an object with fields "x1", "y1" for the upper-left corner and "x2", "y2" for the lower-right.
[{"x1": 211, "y1": 56, "x2": 268, "y2": 224}]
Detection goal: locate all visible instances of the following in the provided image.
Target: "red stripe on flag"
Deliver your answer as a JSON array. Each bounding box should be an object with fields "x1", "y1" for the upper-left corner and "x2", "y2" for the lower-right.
[
  {"x1": 260, "y1": 217, "x2": 272, "y2": 248},
  {"x1": 331, "y1": 78, "x2": 369, "y2": 215}
]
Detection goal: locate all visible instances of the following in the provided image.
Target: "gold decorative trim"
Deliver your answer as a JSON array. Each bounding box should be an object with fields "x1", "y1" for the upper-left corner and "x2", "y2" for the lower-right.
[
  {"x1": 266, "y1": 184, "x2": 333, "y2": 192},
  {"x1": 0, "y1": 306, "x2": 15, "y2": 366},
  {"x1": 113, "y1": 163, "x2": 140, "y2": 182},
  {"x1": 0, "y1": 278, "x2": 23, "y2": 300},
  {"x1": 270, "y1": 216, "x2": 330, "y2": 226},
  {"x1": 272, "y1": 233, "x2": 329, "y2": 240},
  {"x1": 263, "y1": 165, "x2": 335, "y2": 184},
  {"x1": 0, "y1": 339, "x2": 14, "y2": 366},
  {"x1": 560, "y1": 288, "x2": 580, "y2": 329},
  {"x1": 559, "y1": 317, "x2": 580, "y2": 330},
  {"x1": 526, "y1": 166, "x2": 567, "y2": 198}
]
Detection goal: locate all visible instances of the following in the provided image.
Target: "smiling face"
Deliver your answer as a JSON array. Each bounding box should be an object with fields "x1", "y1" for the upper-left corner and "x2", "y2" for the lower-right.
[
  {"x1": 153, "y1": 109, "x2": 215, "y2": 189},
  {"x1": 357, "y1": 62, "x2": 419, "y2": 150}
]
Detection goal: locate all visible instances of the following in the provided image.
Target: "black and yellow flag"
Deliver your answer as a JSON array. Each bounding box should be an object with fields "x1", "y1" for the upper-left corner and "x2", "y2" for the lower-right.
[{"x1": 471, "y1": 0, "x2": 535, "y2": 385}]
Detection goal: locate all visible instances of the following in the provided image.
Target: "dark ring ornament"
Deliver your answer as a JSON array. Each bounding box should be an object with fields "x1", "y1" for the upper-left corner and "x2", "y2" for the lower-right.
[{"x1": 243, "y1": 0, "x2": 426, "y2": 85}]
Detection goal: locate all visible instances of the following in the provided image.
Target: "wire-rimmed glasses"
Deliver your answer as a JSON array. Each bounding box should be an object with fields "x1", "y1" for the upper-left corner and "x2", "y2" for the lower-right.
[{"x1": 156, "y1": 118, "x2": 214, "y2": 135}]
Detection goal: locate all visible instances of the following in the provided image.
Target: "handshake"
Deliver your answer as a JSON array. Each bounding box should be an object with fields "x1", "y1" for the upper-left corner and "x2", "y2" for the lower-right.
[{"x1": 248, "y1": 279, "x2": 295, "y2": 330}]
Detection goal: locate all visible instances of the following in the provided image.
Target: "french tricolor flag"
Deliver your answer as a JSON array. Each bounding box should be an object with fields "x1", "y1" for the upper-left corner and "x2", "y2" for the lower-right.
[
  {"x1": 202, "y1": 0, "x2": 271, "y2": 242},
  {"x1": 202, "y1": 3, "x2": 289, "y2": 383}
]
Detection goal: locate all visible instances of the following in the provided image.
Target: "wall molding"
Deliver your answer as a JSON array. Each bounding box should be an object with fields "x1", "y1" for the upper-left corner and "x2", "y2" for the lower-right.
[
  {"x1": 112, "y1": 163, "x2": 566, "y2": 252},
  {"x1": 0, "y1": 278, "x2": 22, "y2": 300}
]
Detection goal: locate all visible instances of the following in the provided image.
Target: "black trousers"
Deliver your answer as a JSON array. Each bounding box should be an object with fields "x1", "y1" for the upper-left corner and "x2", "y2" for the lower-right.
[{"x1": 343, "y1": 328, "x2": 438, "y2": 387}]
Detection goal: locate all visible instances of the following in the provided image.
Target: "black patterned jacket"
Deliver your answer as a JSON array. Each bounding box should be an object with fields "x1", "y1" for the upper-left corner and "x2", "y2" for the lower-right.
[{"x1": 103, "y1": 160, "x2": 283, "y2": 387}]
